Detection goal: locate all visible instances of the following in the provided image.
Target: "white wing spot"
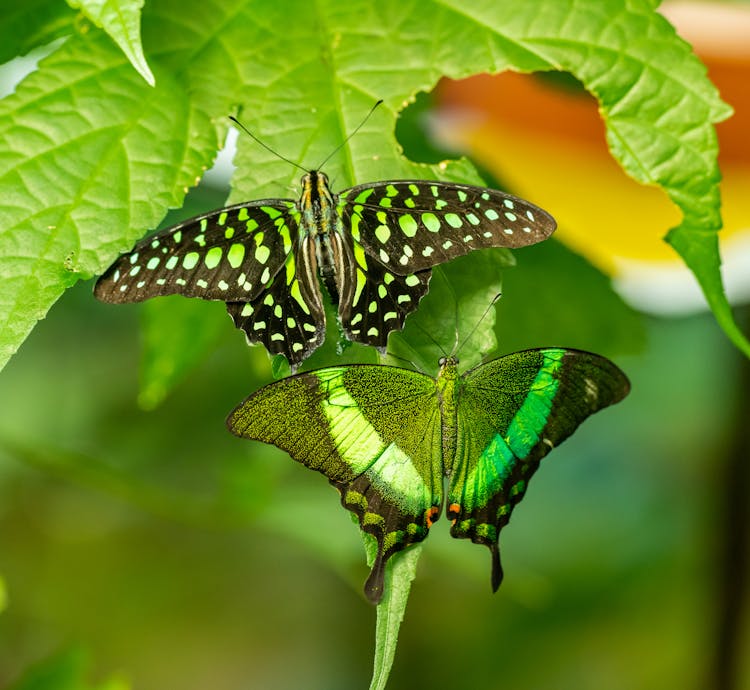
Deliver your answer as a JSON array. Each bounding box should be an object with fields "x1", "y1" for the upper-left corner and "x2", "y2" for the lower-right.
[{"x1": 584, "y1": 377, "x2": 599, "y2": 401}]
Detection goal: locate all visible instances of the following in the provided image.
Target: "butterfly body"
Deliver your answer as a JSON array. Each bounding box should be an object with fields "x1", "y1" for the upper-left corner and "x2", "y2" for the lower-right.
[
  {"x1": 96, "y1": 168, "x2": 555, "y2": 369},
  {"x1": 298, "y1": 171, "x2": 340, "y2": 299},
  {"x1": 227, "y1": 348, "x2": 630, "y2": 603}
]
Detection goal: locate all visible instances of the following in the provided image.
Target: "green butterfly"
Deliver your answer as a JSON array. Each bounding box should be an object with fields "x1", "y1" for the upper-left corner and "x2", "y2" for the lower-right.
[
  {"x1": 94, "y1": 170, "x2": 555, "y2": 370},
  {"x1": 227, "y1": 348, "x2": 630, "y2": 603}
]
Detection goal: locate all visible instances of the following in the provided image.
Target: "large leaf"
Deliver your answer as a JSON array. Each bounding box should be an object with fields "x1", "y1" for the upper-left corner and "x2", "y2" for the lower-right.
[
  {"x1": 0, "y1": 0, "x2": 739, "y2": 375},
  {"x1": 0, "y1": 0, "x2": 75, "y2": 64},
  {"x1": 67, "y1": 0, "x2": 155, "y2": 85}
]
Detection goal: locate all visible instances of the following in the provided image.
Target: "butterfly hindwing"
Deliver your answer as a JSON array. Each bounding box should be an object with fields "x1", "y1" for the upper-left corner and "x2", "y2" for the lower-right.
[
  {"x1": 338, "y1": 234, "x2": 431, "y2": 351},
  {"x1": 225, "y1": 236, "x2": 325, "y2": 365},
  {"x1": 448, "y1": 348, "x2": 631, "y2": 589},
  {"x1": 338, "y1": 180, "x2": 556, "y2": 275},
  {"x1": 94, "y1": 200, "x2": 298, "y2": 303},
  {"x1": 227, "y1": 365, "x2": 442, "y2": 604}
]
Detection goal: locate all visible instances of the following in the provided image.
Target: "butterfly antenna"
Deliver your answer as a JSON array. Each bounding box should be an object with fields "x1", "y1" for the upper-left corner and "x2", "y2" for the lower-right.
[
  {"x1": 456, "y1": 292, "x2": 503, "y2": 356},
  {"x1": 384, "y1": 350, "x2": 422, "y2": 372},
  {"x1": 229, "y1": 116, "x2": 308, "y2": 174},
  {"x1": 316, "y1": 99, "x2": 384, "y2": 171},
  {"x1": 440, "y1": 273, "x2": 460, "y2": 357}
]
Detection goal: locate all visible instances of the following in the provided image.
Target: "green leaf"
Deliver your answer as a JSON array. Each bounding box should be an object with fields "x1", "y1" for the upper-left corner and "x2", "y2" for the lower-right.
[
  {"x1": 369, "y1": 546, "x2": 422, "y2": 690},
  {"x1": 8, "y1": 647, "x2": 129, "y2": 690},
  {"x1": 0, "y1": 26, "x2": 220, "y2": 370},
  {"x1": 0, "y1": 0, "x2": 741, "y2": 377},
  {"x1": 67, "y1": 0, "x2": 155, "y2": 86},
  {"x1": 0, "y1": 2, "x2": 75, "y2": 64}
]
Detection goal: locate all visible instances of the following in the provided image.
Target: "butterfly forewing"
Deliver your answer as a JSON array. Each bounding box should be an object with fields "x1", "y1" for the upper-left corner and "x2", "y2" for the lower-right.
[
  {"x1": 94, "y1": 201, "x2": 298, "y2": 303},
  {"x1": 447, "y1": 348, "x2": 630, "y2": 590},
  {"x1": 338, "y1": 180, "x2": 556, "y2": 275},
  {"x1": 227, "y1": 364, "x2": 442, "y2": 604}
]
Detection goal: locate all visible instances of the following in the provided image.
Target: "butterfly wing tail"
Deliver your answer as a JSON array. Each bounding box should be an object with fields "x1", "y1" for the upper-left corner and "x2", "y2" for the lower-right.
[{"x1": 449, "y1": 348, "x2": 630, "y2": 591}]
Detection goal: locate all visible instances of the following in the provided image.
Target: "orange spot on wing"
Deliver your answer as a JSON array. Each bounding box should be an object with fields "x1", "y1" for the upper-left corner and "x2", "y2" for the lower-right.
[
  {"x1": 425, "y1": 506, "x2": 440, "y2": 528},
  {"x1": 447, "y1": 502, "x2": 461, "y2": 525}
]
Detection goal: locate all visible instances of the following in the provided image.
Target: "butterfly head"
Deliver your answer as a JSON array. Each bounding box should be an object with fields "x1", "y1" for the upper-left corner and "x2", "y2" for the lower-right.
[
  {"x1": 438, "y1": 355, "x2": 458, "y2": 366},
  {"x1": 300, "y1": 170, "x2": 329, "y2": 185},
  {"x1": 299, "y1": 170, "x2": 334, "y2": 214}
]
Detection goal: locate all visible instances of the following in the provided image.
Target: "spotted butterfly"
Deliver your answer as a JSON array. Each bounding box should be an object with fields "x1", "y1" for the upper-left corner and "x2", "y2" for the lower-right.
[{"x1": 95, "y1": 170, "x2": 555, "y2": 369}]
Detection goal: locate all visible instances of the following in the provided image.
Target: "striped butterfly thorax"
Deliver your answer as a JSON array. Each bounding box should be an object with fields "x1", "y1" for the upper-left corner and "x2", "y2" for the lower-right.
[
  {"x1": 227, "y1": 348, "x2": 630, "y2": 603},
  {"x1": 95, "y1": 164, "x2": 556, "y2": 370}
]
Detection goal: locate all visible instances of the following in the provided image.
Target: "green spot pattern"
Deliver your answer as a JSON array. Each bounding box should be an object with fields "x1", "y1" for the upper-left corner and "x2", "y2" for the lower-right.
[{"x1": 96, "y1": 168, "x2": 556, "y2": 370}]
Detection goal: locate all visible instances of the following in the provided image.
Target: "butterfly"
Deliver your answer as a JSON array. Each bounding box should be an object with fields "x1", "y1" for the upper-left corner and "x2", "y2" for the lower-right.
[
  {"x1": 94, "y1": 170, "x2": 556, "y2": 370},
  {"x1": 226, "y1": 348, "x2": 630, "y2": 603}
]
